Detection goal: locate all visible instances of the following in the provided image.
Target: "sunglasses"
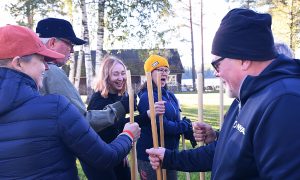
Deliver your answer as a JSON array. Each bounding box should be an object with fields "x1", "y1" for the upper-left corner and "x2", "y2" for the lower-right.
[{"x1": 211, "y1": 57, "x2": 225, "y2": 72}]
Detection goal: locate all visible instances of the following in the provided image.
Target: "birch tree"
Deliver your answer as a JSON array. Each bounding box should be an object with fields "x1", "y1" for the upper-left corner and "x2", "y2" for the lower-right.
[
  {"x1": 79, "y1": 0, "x2": 94, "y2": 100},
  {"x1": 92, "y1": 0, "x2": 174, "y2": 77},
  {"x1": 95, "y1": 0, "x2": 105, "y2": 75},
  {"x1": 75, "y1": 49, "x2": 84, "y2": 91},
  {"x1": 72, "y1": 0, "x2": 175, "y2": 97},
  {"x1": 63, "y1": 0, "x2": 77, "y2": 84},
  {"x1": 104, "y1": 0, "x2": 174, "y2": 47}
]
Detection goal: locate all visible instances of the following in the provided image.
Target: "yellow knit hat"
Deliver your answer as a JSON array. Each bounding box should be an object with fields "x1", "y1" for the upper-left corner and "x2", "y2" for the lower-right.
[{"x1": 144, "y1": 55, "x2": 169, "y2": 73}]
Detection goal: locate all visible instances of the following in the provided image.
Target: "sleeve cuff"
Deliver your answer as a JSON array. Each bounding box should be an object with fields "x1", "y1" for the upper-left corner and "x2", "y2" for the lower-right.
[{"x1": 105, "y1": 101, "x2": 126, "y2": 122}]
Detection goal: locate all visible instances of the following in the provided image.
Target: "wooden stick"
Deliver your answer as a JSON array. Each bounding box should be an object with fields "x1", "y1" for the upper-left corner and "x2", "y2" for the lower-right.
[
  {"x1": 146, "y1": 72, "x2": 162, "y2": 180},
  {"x1": 126, "y1": 70, "x2": 134, "y2": 123},
  {"x1": 182, "y1": 135, "x2": 191, "y2": 180},
  {"x1": 197, "y1": 73, "x2": 205, "y2": 180},
  {"x1": 219, "y1": 78, "x2": 224, "y2": 128},
  {"x1": 126, "y1": 70, "x2": 137, "y2": 180},
  {"x1": 157, "y1": 73, "x2": 167, "y2": 180},
  {"x1": 180, "y1": 106, "x2": 190, "y2": 180}
]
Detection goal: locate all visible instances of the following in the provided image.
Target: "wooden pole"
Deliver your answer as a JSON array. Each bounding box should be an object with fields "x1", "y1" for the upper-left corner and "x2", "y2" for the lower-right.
[
  {"x1": 146, "y1": 72, "x2": 162, "y2": 180},
  {"x1": 157, "y1": 73, "x2": 167, "y2": 180},
  {"x1": 181, "y1": 135, "x2": 191, "y2": 180},
  {"x1": 219, "y1": 78, "x2": 224, "y2": 128},
  {"x1": 126, "y1": 70, "x2": 137, "y2": 180},
  {"x1": 180, "y1": 106, "x2": 191, "y2": 180},
  {"x1": 197, "y1": 73, "x2": 205, "y2": 180},
  {"x1": 178, "y1": 100, "x2": 190, "y2": 180}
]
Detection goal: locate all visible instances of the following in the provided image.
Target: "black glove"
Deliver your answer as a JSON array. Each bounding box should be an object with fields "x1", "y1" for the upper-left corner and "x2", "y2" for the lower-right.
[
  {"x1": 120, "y1": 93, "x2": 137, "y2": 114},
  {"x1": 182, "y1": 117, "x2": 197, "y2": 148}
]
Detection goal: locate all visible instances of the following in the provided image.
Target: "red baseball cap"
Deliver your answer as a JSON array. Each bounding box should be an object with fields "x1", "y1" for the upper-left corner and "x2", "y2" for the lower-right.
[{"x1": 0, "y1": 25, "x2": 64, "y2": 60}]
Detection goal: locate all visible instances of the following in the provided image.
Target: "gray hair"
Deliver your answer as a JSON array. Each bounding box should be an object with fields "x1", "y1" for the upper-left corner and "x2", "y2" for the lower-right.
[
  {"x1": 274, "y1": 42, "x2": 294, "y2": 58},
  {"x1": 0, "y1": 54, "x2": 33, "y2": 67},
  {"x1": 0, "y1": 59, "x2": 12, "y2": 66},
  {"x1": 40, "y1": 38, "x2": 51, "y2": 45},
  {"x1": 20, "y1": 54, "x2": 34, "y2": 62}
]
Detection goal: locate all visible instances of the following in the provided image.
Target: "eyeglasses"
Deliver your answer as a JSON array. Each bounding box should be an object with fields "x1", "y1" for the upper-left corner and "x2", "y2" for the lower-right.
[
  {"x1": 156, "y1": 68, "x2": 170, "y2": 74},
  {"x1": 57, "y1": 38, "x2": 74, "y2": 52},
  {"x1": 211, "y1": 57, "x2": 225, "y2": 72}
]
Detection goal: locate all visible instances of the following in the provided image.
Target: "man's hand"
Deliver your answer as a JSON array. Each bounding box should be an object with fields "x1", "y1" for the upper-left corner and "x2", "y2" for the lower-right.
[
  {"x1": 146, "y1": 147, "x2": 166, "y2": 170},
  {"x1": 193, "y1": 121, "x2": 217, "y2": 144}
]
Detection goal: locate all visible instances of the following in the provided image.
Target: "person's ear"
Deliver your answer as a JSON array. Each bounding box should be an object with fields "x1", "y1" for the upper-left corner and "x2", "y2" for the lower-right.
[
  {"x1": 10, "y1": 56, "x2": 23, "y2": 70},
  {"x1": 47, "y1": 37, "x2": 57, "y2": 48},
  {"x1": 241, "y1": 60, "x2": 251, "y2": 71}
]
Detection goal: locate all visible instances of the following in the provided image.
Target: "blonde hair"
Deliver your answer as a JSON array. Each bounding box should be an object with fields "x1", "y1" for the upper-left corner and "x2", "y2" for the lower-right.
[{"x1": 94, "y1": 55, "x2": 127, "y2": 98}]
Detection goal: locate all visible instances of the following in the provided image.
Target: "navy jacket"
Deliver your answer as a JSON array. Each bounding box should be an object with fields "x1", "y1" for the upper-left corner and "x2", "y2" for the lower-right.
[
  {"x1": 0, "y1": 68, "x2": 132, "y2": 179},
  {"x1": 82, "y1": 92, "x2": 150, "y2": 180},
  {"x1": 82, "y1": 92, "x2": 129, "y2": 180},
  {"x1": 162, "y1": 55, "x2": 300, "y2": 179},
  {"x1": 137, "y1": 86, "x2": 191, "y2": 161},
  {"x1": 88, "y1": 93, "x2": 125, "y2": 143}
]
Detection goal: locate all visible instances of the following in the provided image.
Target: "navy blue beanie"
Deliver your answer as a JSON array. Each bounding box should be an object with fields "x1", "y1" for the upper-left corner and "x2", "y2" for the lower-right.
[{"x1": 212, "y1": 8, "x2": 277, "y2": 61}]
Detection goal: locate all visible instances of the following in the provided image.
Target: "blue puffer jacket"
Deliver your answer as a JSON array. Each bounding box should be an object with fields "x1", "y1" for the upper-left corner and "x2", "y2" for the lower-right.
[
  {"x1": 137, "y1": 86, "x2": 191, "y2": 161},
  {"x1": 0, "y1": 67, "x2": 132, "y2": 179}
]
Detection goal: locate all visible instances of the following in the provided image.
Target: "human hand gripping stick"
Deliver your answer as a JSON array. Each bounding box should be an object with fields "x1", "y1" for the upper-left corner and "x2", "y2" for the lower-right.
[
  {"x1": 146, "y1": 100, "x2": 166, "y2": 118},
  {"x1": 193, "y1": 121, "x2": 217, "y2": 144},
  {"x1": 122, "y1": 122, "x2": 141, "y2": 142},
  {"x1": 146, "y1": 147, "x2": 166, "y2": 170}
]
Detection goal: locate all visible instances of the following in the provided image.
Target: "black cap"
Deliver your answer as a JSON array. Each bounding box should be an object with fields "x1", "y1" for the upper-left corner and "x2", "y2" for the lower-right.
[
  {"x1": 212, "y1": 8, "x2": 277, "y2": 61},
  {"x1": 36, "y1": 18, "x2": 87, "y2": 45}
]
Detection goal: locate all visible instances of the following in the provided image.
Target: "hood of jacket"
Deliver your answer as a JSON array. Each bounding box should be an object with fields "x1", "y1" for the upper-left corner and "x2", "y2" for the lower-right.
[
  {"x1": 0, "y1": 68, "x2": 38, "y2": 116},
  {"x1": 239, "y1": 55, "x2": 300, "y2": 105}
]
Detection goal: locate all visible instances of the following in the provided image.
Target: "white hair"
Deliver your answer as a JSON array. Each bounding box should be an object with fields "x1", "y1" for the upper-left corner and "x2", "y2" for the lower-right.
[
  {"x1": 39, "y1": 38, "x2": 51, "y2": 44},
  {"x1": 274, "y1": 42, "x2": 294, "y2": 58}
]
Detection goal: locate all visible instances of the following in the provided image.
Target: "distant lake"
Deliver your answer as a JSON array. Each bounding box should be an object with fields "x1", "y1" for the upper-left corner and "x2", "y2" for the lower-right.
[{"x1": 181, "y1": 78, "x2": 221, "y2": 86}]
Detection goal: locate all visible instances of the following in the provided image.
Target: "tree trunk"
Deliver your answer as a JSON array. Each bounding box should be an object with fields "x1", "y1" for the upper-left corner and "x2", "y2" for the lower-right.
[
  {"x1": 25, "y1": 2, "x2": 34, "y2": 29},
  {"x1": 96, "y1": 0, "x2": 105, "y2": 76},
  {"x1": 75, "y1": 48, "x2": 83, "y2": 91},
  {"x1": 200, "y1": 0, "x2": 204, "y2": 87},
  {"x1": 289, "y1": 0, "x2": 295, "y2": 51},
  {"x1": 189, "y1": 0, "x2": 196, "y2": 92},
  {"x1": 64, "y1": 0, "x2": 76, "y2": 84},
  {"x1": 80, "y1": 0, "x2": 93, "y2": 101},
  {"x1": 69, "y1": 54, "x2": 76, "y2": 84}
]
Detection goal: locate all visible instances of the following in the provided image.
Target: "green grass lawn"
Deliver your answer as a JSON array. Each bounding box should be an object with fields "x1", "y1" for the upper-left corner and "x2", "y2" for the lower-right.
[{"x1": 77, "y1": 93, "x2": 230, "y2": 180}]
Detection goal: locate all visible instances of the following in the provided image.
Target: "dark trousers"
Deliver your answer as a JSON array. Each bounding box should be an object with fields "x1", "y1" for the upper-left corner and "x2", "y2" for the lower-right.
[{"x1": 138, "y1": 160, "x2": 177, "y2": 180}]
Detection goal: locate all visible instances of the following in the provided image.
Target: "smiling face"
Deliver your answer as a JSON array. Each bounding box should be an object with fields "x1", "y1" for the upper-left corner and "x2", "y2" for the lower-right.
[
  {"x1": 212, "y1": 56, "x2": 244, "y2": 98},
  {"x1": 152, "y1": 66, "x2": 170, "y2": 88},
  {"x1": 108, "y1": 62, "x2": 126, "y2": 93}
]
